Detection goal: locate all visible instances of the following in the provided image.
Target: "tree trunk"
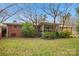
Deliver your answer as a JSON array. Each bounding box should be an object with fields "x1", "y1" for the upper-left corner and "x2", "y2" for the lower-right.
[
  {"x1": 35, "y1": 24, "x2": 39, "y2": 37},
  {"x1": 53, "y1": 17, "x2": 56, "y2": 32},
  {"x1": 62, "y1": 17, "x2": 64, "y2": 31},
  {"x1": 62, "y1": 16, "x2": 66, "y2": 32}
]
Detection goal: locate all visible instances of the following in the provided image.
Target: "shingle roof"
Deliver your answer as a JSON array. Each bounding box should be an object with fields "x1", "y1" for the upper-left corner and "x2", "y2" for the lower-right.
[{"x1": 3, "y1": 23, "x2": 22, "y2": 25}]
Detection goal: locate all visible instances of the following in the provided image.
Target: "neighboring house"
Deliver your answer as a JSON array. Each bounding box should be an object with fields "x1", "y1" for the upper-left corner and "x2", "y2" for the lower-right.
[
  {"x1": 0, "y1": 22, "x2": 76, "y2": 38},
  {"x1": 59, "y1": 25, "x2": 72, "y2": 32}
]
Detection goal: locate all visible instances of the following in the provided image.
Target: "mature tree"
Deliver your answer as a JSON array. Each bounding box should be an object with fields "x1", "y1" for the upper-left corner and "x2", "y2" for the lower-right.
[
  {"x1": 76, "y1": 20, "x2": 79, "y2": 32},
  {"x1": 0, "y1": 3, "x2": 21, "y2": 23},
  {"x1": 41, "y1": 3, "x2": 73, "y2": 31},
  {"x1": 60, "y1": 13, "x2": 71, "y2": 31},
  {"x1": 0, "y1": 4, "x2": 16, "y2": 13},
  {"x1": 38, "y1": 14, "x2": 47, "y2": 23},
  {"x1": 16, "y1": 4, "x2": 39, "y2": 36},
  {"x1": 59, "y1": 4, "x2": 77, "y2": 32},
  {"x1": 40, "y1": 3, "x2": 60, "y2": 31},
  {"x1": 76, "y1": 7, "x2": 79, "y2": 15},
  {"x1": 75, "y1": 7, "x2": 79, "y2": 33},
  {"x1": 16, "y1": 4, "x2": 47, "y2": 36}
]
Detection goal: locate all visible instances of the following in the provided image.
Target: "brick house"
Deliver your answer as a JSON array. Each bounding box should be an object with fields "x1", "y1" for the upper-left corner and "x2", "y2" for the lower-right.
[
  {"x1": 0, "y1": 23, "x2": 22, "y2": 38},
  {"x1": 0, "y1": 22, "x2": 74, "y2": 38}
]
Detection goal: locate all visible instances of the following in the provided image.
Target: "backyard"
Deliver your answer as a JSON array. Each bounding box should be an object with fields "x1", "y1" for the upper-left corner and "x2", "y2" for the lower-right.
[{"x1": 0, "y1": 38, "x2": 79, "y2": 56}]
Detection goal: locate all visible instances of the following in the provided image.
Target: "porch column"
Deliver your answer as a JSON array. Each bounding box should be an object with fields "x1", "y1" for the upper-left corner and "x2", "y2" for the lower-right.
[
  {"x1": 71, "y1": 27, "x2": 72, "y2": 34},
  {"x1": 41, "y1": 23, "x2": 44, "y2": 38}
]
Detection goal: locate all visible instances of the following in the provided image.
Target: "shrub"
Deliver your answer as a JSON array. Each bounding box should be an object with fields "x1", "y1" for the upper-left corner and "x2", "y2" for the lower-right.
[
  {"x1": 76, "y1": 20, "x2": 79, "y2": 32},
  {"x1": 43, "y1": 32, "x2": 57, "y2": 39},
  {"x1": 58, "y1": 31, "x2": 71, "y2": 38},
  {"x1": 43, "y1": 31, "x2": 71, "y2": 39},
  {"x1": 21, "y1": 22, "x2": 35, "y2": 37}
]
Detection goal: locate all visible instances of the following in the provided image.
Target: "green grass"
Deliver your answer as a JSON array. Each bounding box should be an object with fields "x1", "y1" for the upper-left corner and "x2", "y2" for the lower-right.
[{"x1": 0, "y1": 38, "x2": 79, "y2": 56}]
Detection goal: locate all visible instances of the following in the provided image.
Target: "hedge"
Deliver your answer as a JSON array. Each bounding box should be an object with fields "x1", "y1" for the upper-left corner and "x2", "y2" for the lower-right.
[{"x1": 43, "y1": 31, "x2": 71, "y2": 39}]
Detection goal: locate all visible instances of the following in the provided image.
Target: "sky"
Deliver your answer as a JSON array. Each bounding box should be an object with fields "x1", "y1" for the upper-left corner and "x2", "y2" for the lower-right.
[{"x1": 0, "y1": 3, "x2": 79, "y2": 23}]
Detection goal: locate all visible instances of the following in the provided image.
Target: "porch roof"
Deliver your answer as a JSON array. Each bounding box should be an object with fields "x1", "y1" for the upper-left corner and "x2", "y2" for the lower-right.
[
  {"x1": 0, "y1": 23, "x2": 7, "y2": 28},
  {"x1": 3, "y1": 23, "x2": 21, "y2": 25},
  {"x1": 59, "y1": 25, "x2": 72, "y2": 28},
  {"x1": 35, "y1": 22, "x2": 61, "y2": 26}
]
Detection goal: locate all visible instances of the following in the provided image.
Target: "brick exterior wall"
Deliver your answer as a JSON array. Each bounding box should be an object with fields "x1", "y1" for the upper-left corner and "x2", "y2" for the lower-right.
[{"x1": 7, "y1": 24, "x2": 22, "y2": 37}]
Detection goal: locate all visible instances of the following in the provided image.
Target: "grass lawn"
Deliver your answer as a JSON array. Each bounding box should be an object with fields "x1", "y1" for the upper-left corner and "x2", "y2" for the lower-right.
[{"x1": 0, "y1": 38, "x2": 79, "y2": 56}]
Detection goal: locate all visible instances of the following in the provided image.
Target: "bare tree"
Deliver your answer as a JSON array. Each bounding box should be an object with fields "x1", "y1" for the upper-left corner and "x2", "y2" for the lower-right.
[
  {"x1": 0, "y1": 9, "x2": 21, "y2": 23},
  {"x1": 15, "y1": 4, "x2": 47, "y2": 36},
  {"x1": 40, "y1": 3, "x2": 61, "y2": 31},
  {"x1": 0, "y1": 3, "x2": 16, "y2": 13},
  {"x1": 41, "y1": 3, "x2": 73, "y2": 31},
  {"x1": 60, "y1": 13, "x2": 71, "y2": 31},
  {"x1": 38, "y1": 14, "x2": 47, "y2": 23},
  {"x1": 59, "y1": 4, "x2": 75, "y2": 31},
  {"x1": 0, "y1": 4, "x2": 15, "y2": 23},
  {"x1": 0, "y1": 3, "x2": 21, "y2": 23}
]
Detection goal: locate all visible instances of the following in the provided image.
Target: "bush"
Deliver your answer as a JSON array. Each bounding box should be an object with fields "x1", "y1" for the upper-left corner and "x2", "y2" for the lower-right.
[
  {"x1": 58, "y1": 31, "x2": 71, "y2": 38},
  {"x1": 43, "y1": 31, "x2": 71, "y2": 39},
  {"x1": 43, "y1": 32, "x2": 57, "y2": 39},
  {"x1": 21, "y1": 22, "x2": 35, "y2": 37}
]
